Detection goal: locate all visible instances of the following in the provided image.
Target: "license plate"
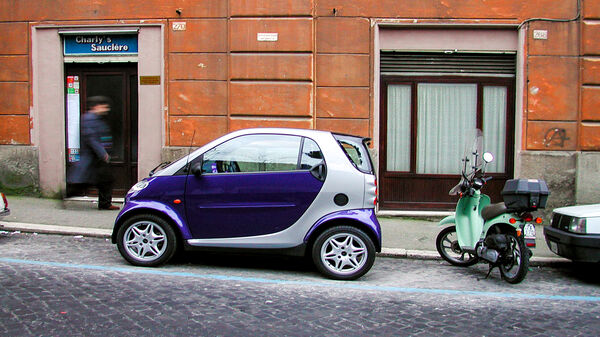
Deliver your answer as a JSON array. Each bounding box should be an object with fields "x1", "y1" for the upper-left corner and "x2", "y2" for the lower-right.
[
  {"x1": 524, "y1": 223, "x2": 536, "y2": 239},
  {"x1": 549, "y1": 240, "x2": 558, "y2": 254}
]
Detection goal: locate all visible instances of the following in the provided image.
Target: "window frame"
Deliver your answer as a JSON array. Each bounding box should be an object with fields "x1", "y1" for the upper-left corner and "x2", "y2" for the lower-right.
[
  {"x1": 187, "y1": 134, "x2": 324, "y2": 176},
  {"x1": 380, "y1": 75, "x2": 515, "y2": 179}
]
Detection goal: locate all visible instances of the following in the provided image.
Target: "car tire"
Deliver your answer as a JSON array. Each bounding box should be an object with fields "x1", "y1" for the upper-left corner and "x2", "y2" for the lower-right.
[
  {"x1": 312, "y1": 226, "x2": 376, "y2": 280},
  {"x1": 116, "y1": 214, "x2": 178, "y2": 267}
]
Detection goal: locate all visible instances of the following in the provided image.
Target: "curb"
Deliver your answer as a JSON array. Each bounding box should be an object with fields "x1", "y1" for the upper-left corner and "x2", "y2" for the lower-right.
[
  {"x1": 379, "y1": 247, "x2": 570, "y2": 266},
  {"x1": 1, "y1": 221, "x2": 111, "y2": 238},
  {"x1": 1, "y1": 221, "x2": 570, "y2": 266}
]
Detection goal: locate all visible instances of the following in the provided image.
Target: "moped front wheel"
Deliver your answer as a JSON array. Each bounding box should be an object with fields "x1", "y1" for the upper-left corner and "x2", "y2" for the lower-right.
[
  {"x1": 436, "y1": 225, "x2": 479, "y2": 267},
  {"x1": 499, "y1": 232, "x2": 529, "y2": 284}
]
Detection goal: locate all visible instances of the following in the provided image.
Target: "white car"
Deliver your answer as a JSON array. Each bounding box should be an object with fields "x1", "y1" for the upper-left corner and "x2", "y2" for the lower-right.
[
  {"x1": 544, "y1": 204, "x2": 600, "y2": 262},
  {"x1": 0, "y1": 192, "x2": 9, "y2": 217}
]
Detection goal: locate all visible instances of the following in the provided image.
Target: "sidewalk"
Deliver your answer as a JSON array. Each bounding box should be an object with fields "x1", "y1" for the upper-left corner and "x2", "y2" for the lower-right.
[{"x1": 0, "y1": 196, "x2": 567, "y2": 265}]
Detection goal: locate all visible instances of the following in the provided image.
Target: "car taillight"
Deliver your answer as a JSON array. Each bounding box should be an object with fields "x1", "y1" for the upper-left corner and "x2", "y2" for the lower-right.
[
  {"x1": 1, "y1": 193, "x2": 7, "y2": 208},
  {"x1": 374, "y1": 178, "x2": 378, "y2": 205}
]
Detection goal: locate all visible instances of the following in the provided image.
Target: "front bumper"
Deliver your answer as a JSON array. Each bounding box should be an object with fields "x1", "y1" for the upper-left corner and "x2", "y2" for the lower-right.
[{"x1": 544, "y1": 226, "x2": 600, "y2": 262}]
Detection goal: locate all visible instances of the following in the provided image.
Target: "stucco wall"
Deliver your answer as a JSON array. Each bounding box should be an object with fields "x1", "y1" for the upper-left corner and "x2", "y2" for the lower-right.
[
  {"x1": 0, "y1": 146, "x2": 38, "y2": 194},
  {"x1": 576, "y1": 152, "x2": 600, "y2": 204}
]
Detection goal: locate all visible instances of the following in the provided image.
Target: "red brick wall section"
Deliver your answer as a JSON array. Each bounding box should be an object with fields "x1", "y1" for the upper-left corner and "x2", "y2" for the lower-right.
[
  {"x1": 528, "y1": 21, "x2": 579, "y2": 56},
  {"x1": 169, "y1": 116, "x2": 227, "y2": 147},
  {"x1": 526, "y1": 121, "x2": 577, "y2": 150},
  {"x1": 230, "y1": 0, "x2": 313, "y2": 17},
  {"x1": 580, "y1": 4, "x2": 600, "y2": 150},
  {"x1": 169, "y1": 54, "x2": 227, "y2": 81},
  {"x1": 168, "y1": 82, "x2": 228, "y2": 116},
  {"x1": 316, "y1": 0, "x2": 575, "y2": 19},
  {"x1": 167, "y1": 19, "x2": 228, "y2": 146},
  {"x1": 230, "y1": 82, "x2": 313, "y2": 117},
  {"x1": 0, "y1": 23, "x2": 29, "y2": 145},
  {"x1": 0, "y1": 0, "x2": 595, "y2": 151},
  {"x1": 0, "y1": 116, "x2": 30, "y2": 145},
  {"x1": 582, "y1": 58, "x2": 600, "y2": 84},
  {"x1": 581, "y1": 87, "x2": 600, "y2": 121},
  {"x1": 230, "y1": 54, "x2": 313, "y2": 81},
  {"x1": 0, "y1": 0, "x2": 228, "y2": 21},
  {"x1": 527, "y1": 56, "x2": 579, "y2": 121},
  {"x1": 230, "y1": 19, "x2": 313, "y2": 52}
]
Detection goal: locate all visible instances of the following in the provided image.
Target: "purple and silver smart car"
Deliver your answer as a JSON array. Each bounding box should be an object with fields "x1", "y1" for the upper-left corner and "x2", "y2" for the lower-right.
[{"x1": 112, "y1": 128, "x2": 381, "y2": 280}]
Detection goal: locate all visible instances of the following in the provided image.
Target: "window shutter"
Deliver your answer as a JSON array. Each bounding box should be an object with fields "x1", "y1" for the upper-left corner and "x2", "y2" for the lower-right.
[{"x1": 380, "y1": 51, "x2": 516, "y2": 77}]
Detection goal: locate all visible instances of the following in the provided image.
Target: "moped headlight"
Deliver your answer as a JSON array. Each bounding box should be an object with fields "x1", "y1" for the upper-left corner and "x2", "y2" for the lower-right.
[
  {"x1": 128, "y1": 180, "x2": 149, "y2": 194},
  {"x1": 569, "y1": 217, "x2": 586, "y2": 234}
]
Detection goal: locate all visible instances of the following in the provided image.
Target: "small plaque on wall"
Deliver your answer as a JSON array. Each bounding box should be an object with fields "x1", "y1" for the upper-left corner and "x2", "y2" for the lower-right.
[
  {"x1": 257, "y1": 33, "x2": 278, "y2": 42},
  {"x1": 140, "y1": 76, "x2": 161, "y2": 85}
]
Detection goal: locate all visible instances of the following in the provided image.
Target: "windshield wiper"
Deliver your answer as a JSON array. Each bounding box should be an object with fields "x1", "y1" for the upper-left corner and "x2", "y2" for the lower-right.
[{"x1": 149, "y1": 161, "x2": 171, "y2": 177}]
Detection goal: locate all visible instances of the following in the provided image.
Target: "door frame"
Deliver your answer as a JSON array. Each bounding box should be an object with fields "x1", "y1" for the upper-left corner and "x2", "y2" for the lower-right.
[
  {"x1": 31, "y1": 25, "x2": 164, "y2": 197},
  {"x1": 64, "y1": 62, "x2": 138, "y2": 196}
]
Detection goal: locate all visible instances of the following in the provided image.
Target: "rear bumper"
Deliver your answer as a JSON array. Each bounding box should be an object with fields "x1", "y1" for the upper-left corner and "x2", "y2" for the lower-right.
[
  {"x1": 544, "y1": 226, "x2": 600, "y2": 262},
  {"x1": 0, "y1": 208, "x2": 9, "y2": 217}
]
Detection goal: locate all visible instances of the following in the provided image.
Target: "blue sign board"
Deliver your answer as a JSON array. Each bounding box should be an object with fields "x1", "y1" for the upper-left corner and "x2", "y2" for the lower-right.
[{"x1": 64, "y1": 34, "x2": 138, "y2": 55}]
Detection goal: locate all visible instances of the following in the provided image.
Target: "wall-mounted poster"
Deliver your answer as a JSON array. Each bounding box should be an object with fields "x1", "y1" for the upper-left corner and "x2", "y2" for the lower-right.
[{"x1": 66, "y1": 75, "x2": 80, "y2": 162}]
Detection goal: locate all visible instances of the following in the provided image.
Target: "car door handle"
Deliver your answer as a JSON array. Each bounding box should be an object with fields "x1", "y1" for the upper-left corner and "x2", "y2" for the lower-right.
[{"x1": 310, "y1": 163, "x2": 327, "y2": 182}]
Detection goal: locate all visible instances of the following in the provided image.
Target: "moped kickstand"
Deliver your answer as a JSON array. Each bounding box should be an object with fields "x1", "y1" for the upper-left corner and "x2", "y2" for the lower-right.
[{"x1": 477, "y1": 265, "x2": 496, "y2": 281}]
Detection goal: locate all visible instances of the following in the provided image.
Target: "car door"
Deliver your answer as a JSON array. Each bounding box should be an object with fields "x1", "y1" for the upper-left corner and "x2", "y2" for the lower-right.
[{"x1": 184, "y1": 134, "x2": 325, "y2": 239}]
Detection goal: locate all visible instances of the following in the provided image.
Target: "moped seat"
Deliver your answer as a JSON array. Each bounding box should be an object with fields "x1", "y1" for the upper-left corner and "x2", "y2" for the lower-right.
[{"x1": 481, "y1": 202, "x2": 508, "y2": 221}]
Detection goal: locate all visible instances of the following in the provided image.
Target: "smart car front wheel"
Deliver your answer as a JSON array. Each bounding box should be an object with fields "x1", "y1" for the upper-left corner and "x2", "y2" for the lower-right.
[
  {"x1": 116, "y1": 215, "x2": 177, "y2": 267},
  {"x1": 312, "y1": 226, "x2": 376, "y2": 280}
]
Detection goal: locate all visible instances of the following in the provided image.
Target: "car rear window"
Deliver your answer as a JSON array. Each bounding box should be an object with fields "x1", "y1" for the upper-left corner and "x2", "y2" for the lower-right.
[{"x1": 333, "y1": 134, "x2": 374, "y2": 174}]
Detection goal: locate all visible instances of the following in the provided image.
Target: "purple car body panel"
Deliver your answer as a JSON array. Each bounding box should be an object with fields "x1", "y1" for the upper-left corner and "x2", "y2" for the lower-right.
[
  {"x1": 113, "y1": 175, "x2": 192, "y2": 241},
  {"x1": 305, "y1": 209, "x2": 382, "y2": 250},
  {"x1": 185, "y1": 171, "x2": 323, "y2": 238}
]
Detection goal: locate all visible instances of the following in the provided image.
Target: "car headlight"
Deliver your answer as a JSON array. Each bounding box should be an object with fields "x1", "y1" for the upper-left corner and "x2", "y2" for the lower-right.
[
  {"x1": 569, "y1": 217, "x2": 587, "y2": 234},
  {"x1": 128, "y1": 180, "x2": 149, "y2": 194}
]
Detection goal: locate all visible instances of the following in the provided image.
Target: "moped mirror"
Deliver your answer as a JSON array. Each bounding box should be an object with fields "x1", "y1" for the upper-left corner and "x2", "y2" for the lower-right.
[{"x1": 483, "y1": 152, "x2": 494, "y2": 163}]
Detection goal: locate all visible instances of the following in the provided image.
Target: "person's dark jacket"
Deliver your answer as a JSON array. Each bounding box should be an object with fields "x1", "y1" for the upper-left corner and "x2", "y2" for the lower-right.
[{"x1": 68, "y1": 112, "x2": 112, "y2": 184}]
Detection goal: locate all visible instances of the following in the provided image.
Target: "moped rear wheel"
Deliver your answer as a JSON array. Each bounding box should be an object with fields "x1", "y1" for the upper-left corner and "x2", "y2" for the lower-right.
[
  {"x1": 499, "y1": 232, "x2": 529, "y2": 284},
  {"x1": 436, "y1": 225, "x2": 479, "y2": 267}
]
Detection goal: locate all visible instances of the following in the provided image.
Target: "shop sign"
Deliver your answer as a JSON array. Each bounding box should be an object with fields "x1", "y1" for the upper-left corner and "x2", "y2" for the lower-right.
[{"x1": 64, "y1": 34, "x2": 138, "y2": 55}]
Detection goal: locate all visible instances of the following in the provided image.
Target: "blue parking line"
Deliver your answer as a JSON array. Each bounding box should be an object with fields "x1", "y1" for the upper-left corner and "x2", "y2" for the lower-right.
[{"x1": 2, "y1": 257, "x2": 599, "y2": 302}]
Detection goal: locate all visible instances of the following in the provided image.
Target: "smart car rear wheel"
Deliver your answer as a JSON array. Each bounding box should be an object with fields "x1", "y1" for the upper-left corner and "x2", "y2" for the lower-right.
[
  {"x1": 312, "y1": 226, "x2": 375, "y2": 280},
  {"x1": 116, "y1": 214, "x2": 177, "y2": 267}
]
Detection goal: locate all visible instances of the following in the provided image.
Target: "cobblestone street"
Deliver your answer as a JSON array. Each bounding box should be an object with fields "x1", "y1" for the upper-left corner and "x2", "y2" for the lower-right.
[{"x1": 1, "y1": 232, "x2": 599, "y2": 336}]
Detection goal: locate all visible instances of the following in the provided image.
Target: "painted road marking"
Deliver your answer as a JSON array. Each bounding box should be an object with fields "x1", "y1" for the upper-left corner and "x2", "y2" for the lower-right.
[{"x1": 1, "y1": 257, "x2": 599, "y2": 302}]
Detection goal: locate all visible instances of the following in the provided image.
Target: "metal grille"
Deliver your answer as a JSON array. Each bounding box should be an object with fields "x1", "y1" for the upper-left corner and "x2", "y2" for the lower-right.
[
  {"x1": 551, "y1": 213, "x2": 572, "y2": 231},
  {"x1": 380, "y1": 51, "x2": 516, "y2": 77}
]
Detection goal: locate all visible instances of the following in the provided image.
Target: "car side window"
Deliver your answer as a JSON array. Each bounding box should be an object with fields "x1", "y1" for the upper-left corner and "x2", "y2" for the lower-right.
[
  {"x1": 201, "y1": 134, "x2": 302, "y2": 174},
  {"x1": 300, "y1": 138, "x2": 324, "y2": 169}
]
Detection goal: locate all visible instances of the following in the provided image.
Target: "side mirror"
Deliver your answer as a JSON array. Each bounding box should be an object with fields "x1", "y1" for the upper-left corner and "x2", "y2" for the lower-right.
[
  {"x1": 190, "y1": 162, "x2": 203, "y2": 177},
  {"x1": 483, "y1": 152, "x2": 494, "y2": 163}
]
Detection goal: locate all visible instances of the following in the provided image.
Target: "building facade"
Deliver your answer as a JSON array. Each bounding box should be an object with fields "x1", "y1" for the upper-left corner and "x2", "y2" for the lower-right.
[{"x1": 0, "y1": 0, "x2": 598, "y2": 210}]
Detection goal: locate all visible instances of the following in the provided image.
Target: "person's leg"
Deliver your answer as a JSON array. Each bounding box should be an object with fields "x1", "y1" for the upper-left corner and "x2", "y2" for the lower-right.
[
  {"x1": 97, "y1": 181, "x2": 114, "y2": 209},
  {"x1": 97, "y1": 162, "x2": 116, "y2": 210}
]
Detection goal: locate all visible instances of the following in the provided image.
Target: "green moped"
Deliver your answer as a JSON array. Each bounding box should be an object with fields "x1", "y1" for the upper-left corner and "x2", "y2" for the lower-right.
[{"x1": 436, "y1": 131, "x2": 547, "y2": 284}]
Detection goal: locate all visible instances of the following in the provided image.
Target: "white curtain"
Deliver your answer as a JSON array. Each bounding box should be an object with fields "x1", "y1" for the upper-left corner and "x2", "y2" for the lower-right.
[
  {"x1": 416, "y1": 83, "x2": 477, "y2": 174},
  {"x1": 483, "y1": 86, "x2": 507, "y2": 173},
  {"x1": 386, "y1": 85, "x2": 411, "y2": 171}
]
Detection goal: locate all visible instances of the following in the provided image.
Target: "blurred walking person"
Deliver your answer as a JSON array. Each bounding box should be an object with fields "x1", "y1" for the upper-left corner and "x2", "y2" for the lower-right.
[{"x1": 68, "y1": 96, "x2": 119, "y2": 210}]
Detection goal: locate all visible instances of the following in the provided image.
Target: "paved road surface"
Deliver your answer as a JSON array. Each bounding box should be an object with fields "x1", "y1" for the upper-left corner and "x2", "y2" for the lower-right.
[{"x1": 1, "y1": 232, "x2": 598, "y2": 336}]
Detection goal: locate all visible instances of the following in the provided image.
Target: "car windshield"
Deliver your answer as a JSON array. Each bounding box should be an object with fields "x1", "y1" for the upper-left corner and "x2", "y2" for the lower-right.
[{"x1": 333, "y1": 134, "x2": 373, "y2": 174}]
